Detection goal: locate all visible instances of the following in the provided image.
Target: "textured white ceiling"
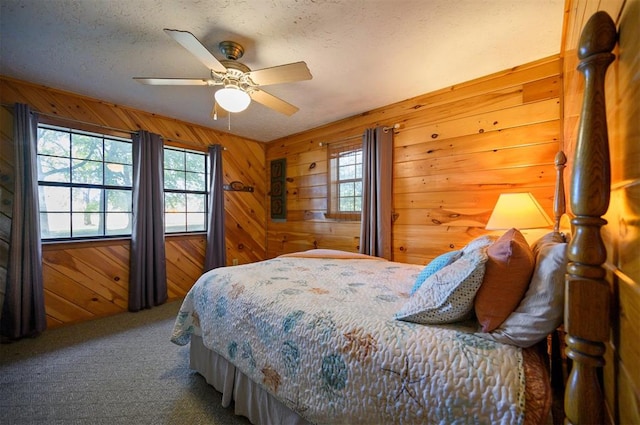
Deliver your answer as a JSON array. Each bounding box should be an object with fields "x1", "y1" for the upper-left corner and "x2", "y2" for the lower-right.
[{"x1": 0, "y1": 0, "x2": 565, "y2": 142}]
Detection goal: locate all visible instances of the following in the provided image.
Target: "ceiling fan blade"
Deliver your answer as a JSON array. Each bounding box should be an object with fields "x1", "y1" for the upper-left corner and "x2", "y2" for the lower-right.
[
  {"x1": 247, "y1": 61, "x2": 312, "y2": 86},
  {"x1": 250, "y1": 89, "x2": 299, "y2": 116},
  {"x1": 163, "y1": 29, "x2": 226, "y2": 73},
  {"x1": 133, "y1": 77, "x2": 211, "y2": 85}
]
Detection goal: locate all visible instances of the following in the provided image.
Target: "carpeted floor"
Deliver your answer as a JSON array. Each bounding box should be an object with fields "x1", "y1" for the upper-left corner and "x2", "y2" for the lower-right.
[{"x1": 0, "y1": 300, "x2": 250, "y2": 425}]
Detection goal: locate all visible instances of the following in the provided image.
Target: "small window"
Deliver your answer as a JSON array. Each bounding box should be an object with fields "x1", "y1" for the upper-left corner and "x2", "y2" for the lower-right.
[
  {"x1": 328, "y1": 140, "x2": 362, "y2": 220},
  {"x1": 37, "y1": 125, "x2": 133, "y2": 240},
  {"x1": 163, "y1": 147, "x2": 209, "y2": 233}
]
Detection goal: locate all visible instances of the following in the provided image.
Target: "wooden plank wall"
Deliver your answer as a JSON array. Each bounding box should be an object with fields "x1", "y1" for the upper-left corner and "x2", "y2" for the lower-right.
[
  {"x1": 562, "y1": 0, "x2": 640, "y2": 423},
  {"x1": 0, "y1": 77, "x2": 267, "y2": 329},
  {"x1": 266, "y1": 57, "x2": 563, "y2": 264}
]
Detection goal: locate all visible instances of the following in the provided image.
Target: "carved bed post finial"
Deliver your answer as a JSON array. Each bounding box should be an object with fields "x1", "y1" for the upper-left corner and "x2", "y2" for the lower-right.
[
  {"x1": 565, "y1": 11, "x2": 616, "y2": 425},
  {"x1": 553, "y1": 151, "x2": 566, "y2": 234}
]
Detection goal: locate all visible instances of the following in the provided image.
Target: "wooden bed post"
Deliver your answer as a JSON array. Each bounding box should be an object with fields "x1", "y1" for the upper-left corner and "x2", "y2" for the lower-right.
[
  {"x1": 564, "y1": 11, "x2": 616, "y2": 425},
  {"x1": 554, "y1": 151, "x2": 567, "y2": 234}
]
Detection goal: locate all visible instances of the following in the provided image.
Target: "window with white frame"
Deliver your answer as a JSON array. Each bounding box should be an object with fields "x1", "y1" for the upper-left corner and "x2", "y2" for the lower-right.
[
  {"x1": 163, "y1": 147, "x2": 209, "y2": 233},
  {"x1": 37, "y1": 124, "x2": 133, "y2": 240},
  {"x1": 327, "y1": 140, "x2": 363, "y2": 220}
]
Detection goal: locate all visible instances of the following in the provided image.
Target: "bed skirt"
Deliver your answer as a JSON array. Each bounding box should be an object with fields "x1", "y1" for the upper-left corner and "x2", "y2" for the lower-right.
[{"x1": 190, "y1": 334, "x2": 310, "y2": 425}]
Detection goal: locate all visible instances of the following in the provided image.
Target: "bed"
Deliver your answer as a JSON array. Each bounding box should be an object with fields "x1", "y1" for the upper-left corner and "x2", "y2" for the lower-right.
[{"x1": 171, "y1": 11, "x2": 615, "y2": 425}]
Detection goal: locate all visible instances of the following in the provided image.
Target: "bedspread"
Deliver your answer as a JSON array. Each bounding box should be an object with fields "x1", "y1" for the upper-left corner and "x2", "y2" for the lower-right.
[{"x1": 171, "y1": 253, "x2": 527, "y2": 425}]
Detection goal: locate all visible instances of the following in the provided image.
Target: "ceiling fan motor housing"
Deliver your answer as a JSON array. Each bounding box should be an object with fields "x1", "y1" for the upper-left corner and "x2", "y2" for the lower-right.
[{"x1": 219, "y1": 41, "x2": 244, "y2": 60}]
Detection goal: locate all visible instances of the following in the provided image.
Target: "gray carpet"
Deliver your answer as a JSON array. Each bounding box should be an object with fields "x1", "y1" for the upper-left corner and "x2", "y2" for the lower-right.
[{"x1": 0, "y1": 300, "x2": 250, "y2": 425}]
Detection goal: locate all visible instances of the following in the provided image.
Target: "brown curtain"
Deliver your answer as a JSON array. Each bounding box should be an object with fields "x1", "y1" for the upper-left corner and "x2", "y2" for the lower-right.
[
  {"x1": 129, "y1": 130, "x2": 167, "y2": 312},
  {"x1": 359, "y1": 126, "x2": 393, "y2": 259},
  {"x1": 1, "y1": 103, "x2": 46, "y2": 340},
  {"x1": 204, "y1": 144, "x2": 226, "y2": 271}
]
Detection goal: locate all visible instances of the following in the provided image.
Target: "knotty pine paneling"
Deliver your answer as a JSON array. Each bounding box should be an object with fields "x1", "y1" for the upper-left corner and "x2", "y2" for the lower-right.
[
  {"x1": 266, "y1": 55, "x2": 563, "y2": 264},
  {"x1": 0, "y1": 77, "x2": 267, "y2": 329},
  {"x1": 562, "y1": 0, "x2": 639, "y2": 423}
]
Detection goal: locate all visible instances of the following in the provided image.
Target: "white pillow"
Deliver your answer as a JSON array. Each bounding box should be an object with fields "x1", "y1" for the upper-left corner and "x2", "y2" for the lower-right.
[
  {"x1": 476, "y1": 237, "x2": 567, "y2": 347},
  {"x1": 395, "y1": 244, "x2": 489, "y2": 324}
]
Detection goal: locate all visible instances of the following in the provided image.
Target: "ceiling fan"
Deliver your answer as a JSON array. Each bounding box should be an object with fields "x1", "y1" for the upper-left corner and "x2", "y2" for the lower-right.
[{"x1": 133, "y1": 29, "x2": 312, "y2": 117}]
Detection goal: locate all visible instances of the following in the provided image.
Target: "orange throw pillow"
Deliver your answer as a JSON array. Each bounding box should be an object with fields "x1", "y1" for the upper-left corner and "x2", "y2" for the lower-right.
[{"x1": 475, "y1": 228, "x2": 535, "y2": 332}]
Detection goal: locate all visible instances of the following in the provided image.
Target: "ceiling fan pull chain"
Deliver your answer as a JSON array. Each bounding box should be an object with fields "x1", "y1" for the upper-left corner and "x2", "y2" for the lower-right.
[{"x1": 228, "y1": 111, "x2": 231, "y2": 131}]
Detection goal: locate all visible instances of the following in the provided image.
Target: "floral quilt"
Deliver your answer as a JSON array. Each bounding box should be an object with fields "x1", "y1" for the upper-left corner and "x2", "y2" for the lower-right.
[{"x1": 171, "y1": 252, "x2": 526, "y2": 425}]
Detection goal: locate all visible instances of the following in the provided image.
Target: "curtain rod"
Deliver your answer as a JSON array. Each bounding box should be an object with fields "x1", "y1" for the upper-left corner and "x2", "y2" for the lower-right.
[
  {"x1": 1, "y1": 102, "x2": 225, "y2": 150},
  {"x1": 318, "y1": 123, "x2": 399, "y2": 147}
]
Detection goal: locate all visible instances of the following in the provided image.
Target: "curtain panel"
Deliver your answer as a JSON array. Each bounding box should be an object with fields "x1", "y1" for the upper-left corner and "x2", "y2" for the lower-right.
[
  {"x1": 1, "y1": 103, "x2": 46, "y2": 340},
  {"x1": 129, "y1": 130, "x2": 167, "y2": 312},
  {"x1": 204, "y1": 144, "x2": 227, "y2": 271},
  {"x1": 359, "y1": 126, "x2": 393, "y2": 259}
]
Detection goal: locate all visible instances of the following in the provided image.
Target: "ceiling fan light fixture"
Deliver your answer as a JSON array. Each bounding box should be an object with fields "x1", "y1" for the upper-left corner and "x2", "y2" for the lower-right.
[{"x1": 215, "y1": 86, "x2": 251, "y2": 113}]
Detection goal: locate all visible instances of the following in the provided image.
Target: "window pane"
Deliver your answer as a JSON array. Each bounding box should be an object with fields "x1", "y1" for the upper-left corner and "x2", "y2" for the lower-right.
[
  {"x1": 340, "y1": 197, "x2": 355, "y2": 211},
  {"x1": 72, "y1": 159, "x2": 103, "y2": 184},
  {"x1": 106, "y1": 189, "x2": 131, "y2": 212},
  {"x1": 187, "y1": 193, "x2": 206, "y2": 212},
  {"x1": 340, "y1": 152, "x2": 356, "y2": 166},
  {"x1": 185, "y1": 152, "x2": 205, "y2": 172},
  {"x1": 355, "y1": 181, "x2": 362, "y2": 196},
  {"x1": 104, "y1": 139, "x2": 132, "y2": 164},
  {"x1": 72, "y1": 134, "x2": 103, "y2": 160},
  {"x1": 339, "y1": 164, "x2": 356, "y2": 180},
  {"x1": 38, "y1": 128, "x2": 70, "y2": 157},
  {"x1": 186, "y1": 212, "x2": 206, "y2": 231},
  {"x1": 164, "y1": 149, "x2": 184, "y2": 171},
  {"x1": 40, "y1": 212, "x2": 71, "y2": 238},
  {"x1": 39, "y1": 186, "x2": 70, "y2": 212},
  {"x1": 339, "y1": 182, "x2": 355, "y2": 197},
  {"x1": 165, "y1": 170, "x2": 185, "y2": 190},
  {"x1": 186, "y1": 171, "x2": 206, "y2": 191},
  {"x1": 38, "y1": 155, "x2": 70, "y2": 182},
  {"x1": 106, "y1": 212, "x2": 132, "y2": 235},
  {"x1": 72, "y1": 212, "x2": 102, "y2": 237},
  {"x1": 72, "y1": 187, "x2": 102, "y2": 212},
  {"x1": 165, "y1": 212, "x2": 186, "y2": 233},
  {"x1": 105, "y1": 163, "x2": 132, "y2": 186},
  {"x1": 165, "y1": 192, "x2": 186, "y2": 212}
]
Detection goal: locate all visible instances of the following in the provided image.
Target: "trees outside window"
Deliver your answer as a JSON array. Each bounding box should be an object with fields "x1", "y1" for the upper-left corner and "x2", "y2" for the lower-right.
[
  {"x1": 37, "y1": 126, "x2": 210, "y2": 240},
  {"x1": 37, "y1": 125, "x2": 133, "y2": 239},
  {"x1": 163, "y1": 147, "x2": 208, "y2": 233}
]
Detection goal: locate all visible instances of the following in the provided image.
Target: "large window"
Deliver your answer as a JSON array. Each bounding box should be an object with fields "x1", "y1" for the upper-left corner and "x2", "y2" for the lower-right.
[
  {"x1": 37, "y1": 125, "x2": 210, "y2": 239},
  {"x1": 328, "y1": 140, "x2": 363, "y2": 220},
  {"x1": 37, "y1": 125, "x2": 133, "y2": 239},
  {"x1": 163, "y1": 147, "x2": 208, "y2": 233}
]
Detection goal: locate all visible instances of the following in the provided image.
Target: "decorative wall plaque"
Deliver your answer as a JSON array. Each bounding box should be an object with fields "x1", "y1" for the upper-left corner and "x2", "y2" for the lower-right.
[{"x1": 270, "y1": 158, "x2": 286, "y2": 220}]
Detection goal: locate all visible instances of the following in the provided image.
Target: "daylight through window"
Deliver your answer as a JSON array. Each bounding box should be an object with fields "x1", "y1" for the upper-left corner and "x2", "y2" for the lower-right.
[
  {"x1": 163, "y1": 147, "x2": 209, "y2": 233},
  {"x1": 328, "y1": 140, "x2": 363, "y2": 220},
  {"x1": 37, "y1": 125, "x2": 133, "y2": 239}
]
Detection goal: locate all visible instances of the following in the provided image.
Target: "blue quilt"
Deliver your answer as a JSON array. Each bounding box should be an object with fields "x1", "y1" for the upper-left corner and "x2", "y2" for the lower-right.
[{"x1": 171, "y1": 252, "x2": 526, "y2": 424}]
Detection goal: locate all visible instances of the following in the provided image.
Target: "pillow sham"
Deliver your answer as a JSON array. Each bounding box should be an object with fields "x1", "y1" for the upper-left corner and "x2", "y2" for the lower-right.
[
  {"x1": 476, "y1": 233, "x2": 567, "y2": 347},
  {"x1": 395, "y1": 244, "x2": 488, "y2": 325},
  {"x1": 475, "y1": 228, "x2": 535, "y2": 332},
  {"x1": 409, "y1": 250, "x2": 462, "y2": 295}
]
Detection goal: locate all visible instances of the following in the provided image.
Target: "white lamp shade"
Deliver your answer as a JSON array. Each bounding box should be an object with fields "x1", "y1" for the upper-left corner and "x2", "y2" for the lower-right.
[
  {"x1": 485, "y1": 192, "x2": 553, "y2": 230},
  {"x1": 215, "y1": 87, "x2": 251, "y2": 113}
]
